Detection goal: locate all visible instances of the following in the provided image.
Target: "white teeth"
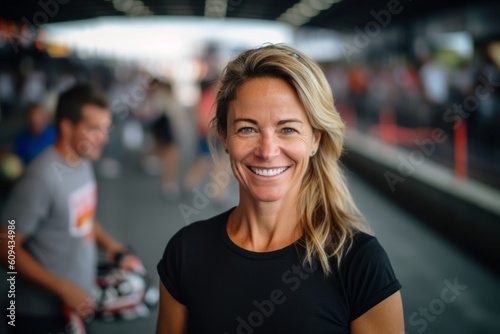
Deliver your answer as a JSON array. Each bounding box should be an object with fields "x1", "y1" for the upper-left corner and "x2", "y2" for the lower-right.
[{"x1": 250, "y1": 167, "x2": 288, "y2": 176}]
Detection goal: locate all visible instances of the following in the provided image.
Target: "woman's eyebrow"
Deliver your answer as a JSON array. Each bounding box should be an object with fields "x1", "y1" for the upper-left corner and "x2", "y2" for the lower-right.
[
  {"x1": 233, "y1": 118, "x2": 257, "y2": 125},
  {"x1": 232, "y1": 118, "x2": 304, "y2": 125},
  {"x1": 277, "y1": 118, "x2": 303, "y2": 125}
]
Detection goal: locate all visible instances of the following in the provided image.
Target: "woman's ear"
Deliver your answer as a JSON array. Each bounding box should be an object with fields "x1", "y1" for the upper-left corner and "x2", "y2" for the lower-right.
[{"x1": 312, "y1": 129, "x2": 322, "y2": 152}]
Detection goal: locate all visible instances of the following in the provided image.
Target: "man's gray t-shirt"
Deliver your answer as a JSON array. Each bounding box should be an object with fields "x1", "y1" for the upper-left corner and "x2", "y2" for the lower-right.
[{"x1": 1, "y1": 147, "x2": 97, "y2": 317}]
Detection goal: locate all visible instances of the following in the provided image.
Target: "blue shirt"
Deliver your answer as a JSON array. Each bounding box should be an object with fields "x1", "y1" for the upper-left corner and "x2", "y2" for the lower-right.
[{"x1": 14, "y1": 124, "x2": 56, "y2": 165}]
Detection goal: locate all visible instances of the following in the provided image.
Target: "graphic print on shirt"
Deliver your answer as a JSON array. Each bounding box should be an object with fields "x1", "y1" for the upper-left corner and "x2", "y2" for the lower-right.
[{"x1": 68, "y1": 182, "x2": 96, "y2": 238}]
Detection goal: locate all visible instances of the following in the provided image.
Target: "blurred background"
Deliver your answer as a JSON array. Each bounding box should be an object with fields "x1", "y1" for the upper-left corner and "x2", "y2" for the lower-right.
[{"x1": 0, "y1": 0, "x2": 499, "y2": 333}]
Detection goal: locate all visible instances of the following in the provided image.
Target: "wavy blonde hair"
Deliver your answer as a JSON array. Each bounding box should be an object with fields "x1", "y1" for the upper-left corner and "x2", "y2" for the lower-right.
[{"x1": 211, "y1": 44, "x2": 369, "y2": 275}]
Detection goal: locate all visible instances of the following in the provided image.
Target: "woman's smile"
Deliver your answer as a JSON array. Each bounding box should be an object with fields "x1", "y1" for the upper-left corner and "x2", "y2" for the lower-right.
[{"x1": 248, "y1": 166, "x2": 289, "y2": 177}]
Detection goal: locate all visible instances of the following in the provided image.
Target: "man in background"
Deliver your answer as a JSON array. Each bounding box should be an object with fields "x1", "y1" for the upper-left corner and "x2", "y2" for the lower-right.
[{"x1": 1, "y1": 84, "x2": 132, "y2": 333}]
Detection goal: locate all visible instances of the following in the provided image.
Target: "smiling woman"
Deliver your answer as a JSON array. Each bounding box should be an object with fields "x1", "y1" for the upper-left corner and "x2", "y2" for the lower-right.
[{"x1": 156, "y1": 44, "x2": 404, "y2": 334}]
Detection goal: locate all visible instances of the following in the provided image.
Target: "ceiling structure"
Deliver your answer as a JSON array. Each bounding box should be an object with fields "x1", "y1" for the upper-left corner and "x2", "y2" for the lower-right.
[{"x1": 1, "y1": 0, "x2": 494, "y2": 31}]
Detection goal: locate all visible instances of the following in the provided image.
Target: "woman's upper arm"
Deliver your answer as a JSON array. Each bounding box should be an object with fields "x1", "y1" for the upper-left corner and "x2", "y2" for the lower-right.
[
  {"x1": 156, "y1": 281, "x2": 188, "y2": 334},
  {"x1": 350, "y1": 291, "x2": 404, "y2": 334}
]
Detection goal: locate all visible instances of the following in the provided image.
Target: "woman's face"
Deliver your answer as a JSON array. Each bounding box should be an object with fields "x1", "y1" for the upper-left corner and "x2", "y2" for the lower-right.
[{"x1": 223, "y1": 77, "x2": 321, "y2": 204}]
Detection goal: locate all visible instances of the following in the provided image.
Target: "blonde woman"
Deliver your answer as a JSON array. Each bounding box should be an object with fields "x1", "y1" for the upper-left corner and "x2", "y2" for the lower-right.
[{"x1": 157, "y1": 44, "x2": 404, "y2": 334}]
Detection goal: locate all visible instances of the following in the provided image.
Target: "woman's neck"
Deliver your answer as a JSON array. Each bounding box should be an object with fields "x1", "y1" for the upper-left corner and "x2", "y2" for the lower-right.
[{"x1": 227, "y1": 194, "x2": 301, "y2": 252}]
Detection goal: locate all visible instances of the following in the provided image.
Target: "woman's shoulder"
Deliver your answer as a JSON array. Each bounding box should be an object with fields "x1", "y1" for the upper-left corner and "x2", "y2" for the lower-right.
[
  {"x1": 340, "y1": 230, "x2": 394, "y2": 270},
  {"x1": 346, "y1": 231, "x2": 385, "y2": 259},
  {"x1": 350, "y1": 230, "x2": 377, "y2": 250}
]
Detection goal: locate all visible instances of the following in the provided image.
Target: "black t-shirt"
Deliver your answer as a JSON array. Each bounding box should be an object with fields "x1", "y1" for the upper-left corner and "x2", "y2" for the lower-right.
[{"x1": 157, "y1": 208, "x2": 401, "y2": 334}]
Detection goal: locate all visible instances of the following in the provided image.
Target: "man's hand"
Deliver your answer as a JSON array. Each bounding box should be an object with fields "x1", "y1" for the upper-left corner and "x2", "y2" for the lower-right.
[
  {"x1": 104, "y1": 241, "x2": 128, "y2": 264},
  {"x1": 58, "y1": 280, "x2": 97, "y2": 320},
  {"x1": 118, "y1": 253, "x2": 146, "y2": 275}
]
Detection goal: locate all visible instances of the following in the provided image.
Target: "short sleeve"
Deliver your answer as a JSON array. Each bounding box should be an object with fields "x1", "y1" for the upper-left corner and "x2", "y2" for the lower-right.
[
  {"x1": 342, "y1": 234, "x2": 402, "y2": 321},
  {"x1": 157, "y1": 229, "x2": 187, "y2": 305},
  {"x1": 1, "y1": 171, "x2": 52, "y2": 236}
]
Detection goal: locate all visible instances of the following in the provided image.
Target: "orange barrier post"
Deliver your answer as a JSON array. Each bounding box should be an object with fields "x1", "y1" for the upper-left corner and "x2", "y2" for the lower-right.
[{"x1": 454, "y1": 121, "x2": 468, "y2": 180}]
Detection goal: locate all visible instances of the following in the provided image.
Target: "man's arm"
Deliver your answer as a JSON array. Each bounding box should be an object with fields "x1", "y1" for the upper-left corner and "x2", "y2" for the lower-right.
[{"x1": 0, "y1": 226, "x2": 96, "y2": 318}]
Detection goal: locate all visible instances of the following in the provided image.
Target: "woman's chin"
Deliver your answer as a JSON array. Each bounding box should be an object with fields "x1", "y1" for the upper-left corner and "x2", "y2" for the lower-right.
[{"x1": 244, "y1": 188, "x2": 288, "y2": 204}]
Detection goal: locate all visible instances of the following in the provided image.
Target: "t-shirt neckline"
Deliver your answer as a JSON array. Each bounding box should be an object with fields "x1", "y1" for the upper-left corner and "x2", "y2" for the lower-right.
[{"x1": 220, "y1": 207, "x2": 301, "y2": 260}]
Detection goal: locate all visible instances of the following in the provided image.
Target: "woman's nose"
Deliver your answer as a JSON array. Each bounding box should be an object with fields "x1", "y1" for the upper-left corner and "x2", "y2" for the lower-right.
[{"x1": 255, "y1": 133, "x2": 279, "y2": 161}]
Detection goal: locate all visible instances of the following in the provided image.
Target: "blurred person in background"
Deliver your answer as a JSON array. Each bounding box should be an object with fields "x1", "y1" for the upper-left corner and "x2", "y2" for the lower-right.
[
  {"x1": 347, "y1": 64, "x2": 370, "y2": 126},
  {"x1": 366, "y1": 63, "x2": 398, "y2": 126},
  {"x1": 393, "y1": 60, "x2": 424, "y2": 127},
  {"x1": 156, "y1": 44, "x2": 403, "y2": 333},
  {"x1": 19, "y1": 57, "x2": 47, "y2": 109},
  {"x1": 150, "y1": 79, "x2": 181, "y2": 200},
  {"x1": 13, "y1": 103, "x2": 56, "y2": 166},
  {"x1": 132, "y1": 75, "x2": 182, "y2": 198},
  {"x1": 183, "y1": 80, "x2": 228, "y2": 200},
  {"x1": 98, "y1": 63, "x2": 140, "y2": 179},
  {"x1": 419, "y1": 54, "x2": 449, "y2": 128},
  {"x1": 0, "y1": 83, "x2": 137, "y2": 334}
]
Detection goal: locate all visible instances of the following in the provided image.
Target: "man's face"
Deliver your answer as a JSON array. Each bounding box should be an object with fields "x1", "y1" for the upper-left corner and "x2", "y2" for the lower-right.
[{"x1": 70, "y1": 104, "x2": 111, "y2": 161}]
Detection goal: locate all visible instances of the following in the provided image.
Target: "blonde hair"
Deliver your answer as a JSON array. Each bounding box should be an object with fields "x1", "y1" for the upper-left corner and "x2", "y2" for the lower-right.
[{"x1": 211, "y1": 44, "x2": 369, "y2": 275}]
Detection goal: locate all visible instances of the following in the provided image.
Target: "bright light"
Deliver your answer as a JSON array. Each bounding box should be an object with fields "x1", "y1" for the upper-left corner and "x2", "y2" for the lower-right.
[{"x1": 41, "y1": 16, "x2": 294, "y2": 62}]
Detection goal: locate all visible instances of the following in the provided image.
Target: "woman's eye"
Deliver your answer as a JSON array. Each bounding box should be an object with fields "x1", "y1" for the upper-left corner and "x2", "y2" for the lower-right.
[
  {"x1": 238, "y1": 127, "x2": 255, "y2": 133},
  {"x1": 281, "y1": 128, "x2": 296, "y2": 134}
]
